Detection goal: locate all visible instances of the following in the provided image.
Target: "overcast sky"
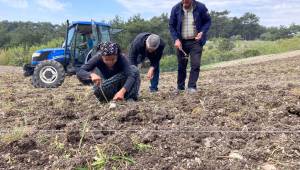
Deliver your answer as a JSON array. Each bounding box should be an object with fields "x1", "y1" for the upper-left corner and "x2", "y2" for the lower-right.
[{"x1": 1, "y1": 0, "x2": 300, "y2": 26}]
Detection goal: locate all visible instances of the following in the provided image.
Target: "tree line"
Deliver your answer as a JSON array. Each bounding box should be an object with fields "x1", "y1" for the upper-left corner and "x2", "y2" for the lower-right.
[
  {"x1": 0, "y1": 21, "x2": 65, "y2": 48},
  {"x1": 1, "y1": 11, "x2": 300, "y2": 55}
]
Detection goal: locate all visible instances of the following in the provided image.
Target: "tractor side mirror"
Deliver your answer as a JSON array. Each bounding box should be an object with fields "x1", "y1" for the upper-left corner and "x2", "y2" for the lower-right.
[{"x1": 110, "y1": 28, "x2": 123, "y2": 35}]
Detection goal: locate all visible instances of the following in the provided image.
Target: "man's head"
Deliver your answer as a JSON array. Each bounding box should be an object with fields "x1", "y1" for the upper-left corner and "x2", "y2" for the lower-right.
[
  {"x1": 146, "y1": 34, "x2": 160, "y2": 53},
  {"x1": 98, "y1": 42, "x2": 119, "y2": 68},
  {"x1": 182, "y1": 0, "x2": 192, "y2": 9}
]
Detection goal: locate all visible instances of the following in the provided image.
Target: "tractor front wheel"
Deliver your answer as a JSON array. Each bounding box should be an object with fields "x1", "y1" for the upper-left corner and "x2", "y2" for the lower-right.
[{"x1": 32, "y1": 60, "x2": 65, "y2": 88}]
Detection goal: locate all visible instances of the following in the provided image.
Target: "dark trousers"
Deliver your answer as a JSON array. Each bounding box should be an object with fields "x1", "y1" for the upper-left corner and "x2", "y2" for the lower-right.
[{"x1": 177, "y1": 40, "x2": 203, "y2": 90}]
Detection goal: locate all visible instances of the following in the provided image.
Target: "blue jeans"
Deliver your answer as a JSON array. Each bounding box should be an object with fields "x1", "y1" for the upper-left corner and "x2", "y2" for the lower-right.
[{"x1": 149, "y1": 65, "x2": 160, "y2": 91}]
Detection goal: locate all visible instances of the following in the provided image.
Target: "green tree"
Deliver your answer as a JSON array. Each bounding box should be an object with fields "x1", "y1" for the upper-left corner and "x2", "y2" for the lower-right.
[{"x1": 239, "y1": 12, "x2": 263, "y2": 40}]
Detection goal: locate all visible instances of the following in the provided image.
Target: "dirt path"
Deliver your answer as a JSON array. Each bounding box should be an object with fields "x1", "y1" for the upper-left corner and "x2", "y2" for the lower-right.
[
  {"x1": 210, "y1": 50, "x2": 300, "y2": 69},
  {"x1": 0, "y1": 51, "x2": 300, "y2": 169},
  {"x1": 0, "y1": 66, "x2": 22, "y2": 74}
]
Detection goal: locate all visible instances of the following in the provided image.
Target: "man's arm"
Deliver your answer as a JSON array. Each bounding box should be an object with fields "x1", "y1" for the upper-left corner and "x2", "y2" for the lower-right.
[
  {"x1": 128, "y1": 43, "x2": 139, "y2": 66},
  {"x1": 199, "y1": 5, "x2": 211, "y2": 34},
  {"x1": 77, "y1": 55, "x2": 100, "y2": 81},
  {"x1": 121, "y1": 56, "x2": 136, "y2": 92},
  {"x1": 113, "y1": 87, "x2": 127, "y2": 101},
  {"x1": 169, "y1": 6, "x2": 180, "y2": 42}
]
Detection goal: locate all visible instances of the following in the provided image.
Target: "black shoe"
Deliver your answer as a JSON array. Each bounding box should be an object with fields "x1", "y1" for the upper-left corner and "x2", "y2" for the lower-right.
[{"x1": 149, "y1": 89, "x2": 158, "y2": 93}]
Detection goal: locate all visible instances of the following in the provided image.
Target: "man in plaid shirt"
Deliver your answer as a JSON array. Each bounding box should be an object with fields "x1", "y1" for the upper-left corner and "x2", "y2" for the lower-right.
[{"x1": 169, "y1": 0, "x2": 211, "y2": 93}]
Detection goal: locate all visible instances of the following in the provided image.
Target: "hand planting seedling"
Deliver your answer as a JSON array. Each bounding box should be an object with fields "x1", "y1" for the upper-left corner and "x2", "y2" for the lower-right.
[{"x1": 109, "y1": 102, "x2": 117, "y2": 109}]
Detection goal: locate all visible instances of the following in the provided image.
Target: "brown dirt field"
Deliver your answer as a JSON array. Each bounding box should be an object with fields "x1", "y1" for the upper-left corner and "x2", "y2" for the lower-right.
[{"x1": 0, "y1": 53, "x2": 300, "y2": 169}]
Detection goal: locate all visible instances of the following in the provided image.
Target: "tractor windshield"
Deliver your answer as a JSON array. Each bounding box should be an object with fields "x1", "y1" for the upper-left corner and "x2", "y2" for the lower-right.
[
  {"x1": 99, "y1": 26, "x2": 110, "y2": 42},
  {"x1": 66, "y1": 27, "x2": 76, "y2": 47}
]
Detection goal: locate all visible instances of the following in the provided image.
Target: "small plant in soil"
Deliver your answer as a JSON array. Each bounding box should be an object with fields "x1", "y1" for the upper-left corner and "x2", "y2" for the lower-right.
[
  {"x1": 91, "y1": 145, "x2": 135, "y2": 169},
  {"x1": 1, "y1": 127, "x2": 29, "y2": 143},
  {"x1": 52, "y1": 135, "x2": 65, "y2": 150},
  {"x1": 134, "y1": 143, "x2": 152, "y2": 152},
  {"x1": 92, "y1": 146, "x2": 108, "y2": 169}
]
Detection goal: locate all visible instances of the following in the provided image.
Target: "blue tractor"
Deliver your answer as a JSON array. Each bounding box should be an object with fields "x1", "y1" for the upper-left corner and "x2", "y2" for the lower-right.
[{"x1": 23, "y1": 20, "x2": 115, "y2": 88}]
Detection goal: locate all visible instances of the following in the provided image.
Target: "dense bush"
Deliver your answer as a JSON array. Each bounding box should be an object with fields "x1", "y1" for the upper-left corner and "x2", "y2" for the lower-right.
[
  {"x1": 159, "y1": 36, "x2": 300, "y2": 71},
  {"x1": 1, "y1": 37, "x2": 300, "y2": 72},
  {"x1": 242, "y1": 49, "x2": 261, "y2": 58},
  {"x1": 0, "y1": 38, "x2": 63, "y2": 66},
  {"x1": 217, "y1": 38, "x2": 235, "y2": 51},
  {"x1": 160, "y1": 55, "x2": 177, "y2": 72}
]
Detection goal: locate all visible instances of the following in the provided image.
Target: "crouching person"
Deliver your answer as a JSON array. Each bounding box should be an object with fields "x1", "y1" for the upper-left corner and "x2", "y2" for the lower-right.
[{"x1": 77, "y1": 42, "x2": 140, "y2": 102}]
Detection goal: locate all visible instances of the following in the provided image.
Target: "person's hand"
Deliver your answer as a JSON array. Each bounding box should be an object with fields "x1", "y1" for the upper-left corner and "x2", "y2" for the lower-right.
[
  {"x1": 90, "y1": 73, "x2": 101, "y2": 86},
  {"x1": 195, "y1": 32, "x2": 203, "y2": 41},
  {"x1": 79, "y1": 42, "x2": 87, "y2": 49},
  {"x1": 174, "y1": 39, "x2": 182, "y2": 49},
  {"x1": 147, "y1": 67, "x2": 155, "y2": 80},
  {"x1": 113, "y1": 88, "x2": 126, "y2": 101}
]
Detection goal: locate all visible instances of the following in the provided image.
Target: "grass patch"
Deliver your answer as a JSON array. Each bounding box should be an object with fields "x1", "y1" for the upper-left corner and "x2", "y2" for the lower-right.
[
  {"x1": 160, "y1": 55, "x2": 177, "y2": 72},
  {"x1": 159, "y1": 37, "x2": 300, "y2": 72},
  {"x1": 0, "y1": 127, "x2": 31, "y2": 143},
  {"x1": 52, "y1": 135, "x2": 65, "y2": 150},
  {"x1": 134, "y1": 143, "x2": 152, "y2": 152},
  {"x1": 91, "y1": 145, "x2": 135, "y2": 170},
  {"x1": 1, "y1": 36, "x2": 300, "y2": 71}
]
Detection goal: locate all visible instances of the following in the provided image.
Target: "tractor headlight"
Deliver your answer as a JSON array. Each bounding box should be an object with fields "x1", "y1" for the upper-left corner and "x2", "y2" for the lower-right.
[{"x1": 32, "y1": 52, "x2": 41, "y2": 58}]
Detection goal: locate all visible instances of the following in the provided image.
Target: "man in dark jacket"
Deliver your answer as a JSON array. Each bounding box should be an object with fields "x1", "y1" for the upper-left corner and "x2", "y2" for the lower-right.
[
  {"x1": 169, "y1": 0, "x2": 211, "y2": 93},
  {"x1": 77, "y1": 42, "x2": 140, "y2": 102},
  {"x1": 129, "y1": 33, "x2": 165, "y2": 92}
]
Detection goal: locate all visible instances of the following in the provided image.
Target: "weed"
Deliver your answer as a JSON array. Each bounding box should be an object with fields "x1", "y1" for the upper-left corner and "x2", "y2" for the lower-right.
[
  {"x1": 78, "y1": 119, "x2": 89, "y2": 150},
  {"x1": 131, "y1": 135, "x2": 152, "y2": 152},
  {"x1": 75, "y1": 167, "x2": 89, "y2": 170},
  {"x1": 91, "y1": 145, "x2": 135, "y2": 169},
  {"x1": 134, "y1": 143, "x2": 152, "y2": 152},
  {"x1": 92, "y1": 146, "x2": 108, "y2": 169},
  {"x1": 53, "y1": 135, "x2": 65, "y2": 150},
  {"x1": 110, "y1": 155, "x2": 135, "y2": 164}
]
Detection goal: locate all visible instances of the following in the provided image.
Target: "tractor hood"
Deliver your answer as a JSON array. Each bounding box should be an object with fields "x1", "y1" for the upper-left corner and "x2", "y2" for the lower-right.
[
  {"x1": 34, "y1": 48, "x2": 65, "y2": 57},
  {"x1": 31, "y1": 48, "x2": 66, "y2": 65},
  {"x1": 35, "y1": 48, "x2": 64, "y2": 53}
]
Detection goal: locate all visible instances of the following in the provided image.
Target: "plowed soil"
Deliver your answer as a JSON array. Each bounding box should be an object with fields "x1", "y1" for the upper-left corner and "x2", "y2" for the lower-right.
[{"x1": 0, "y1": 52, "x2": 300, "y2": 169}]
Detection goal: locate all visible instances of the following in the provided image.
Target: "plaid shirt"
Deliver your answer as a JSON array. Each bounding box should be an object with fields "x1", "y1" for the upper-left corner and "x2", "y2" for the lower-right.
[{"x1": 182, "y1": 5, "x2": 196, "y2": 40}]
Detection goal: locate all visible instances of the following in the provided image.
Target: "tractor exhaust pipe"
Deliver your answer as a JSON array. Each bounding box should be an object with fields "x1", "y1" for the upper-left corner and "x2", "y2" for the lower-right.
[{"x1": 64, "y1": 20, "x2": 69, "y2": 65}]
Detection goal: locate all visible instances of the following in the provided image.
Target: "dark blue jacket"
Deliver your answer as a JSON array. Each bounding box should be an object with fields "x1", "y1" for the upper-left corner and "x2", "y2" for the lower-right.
[
  {"x1": 129, "y1": 32, "x2": 165, "y2": 70},
  {"x1": 169, "y1": 0, "x2": 211, "y2": 46}
]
